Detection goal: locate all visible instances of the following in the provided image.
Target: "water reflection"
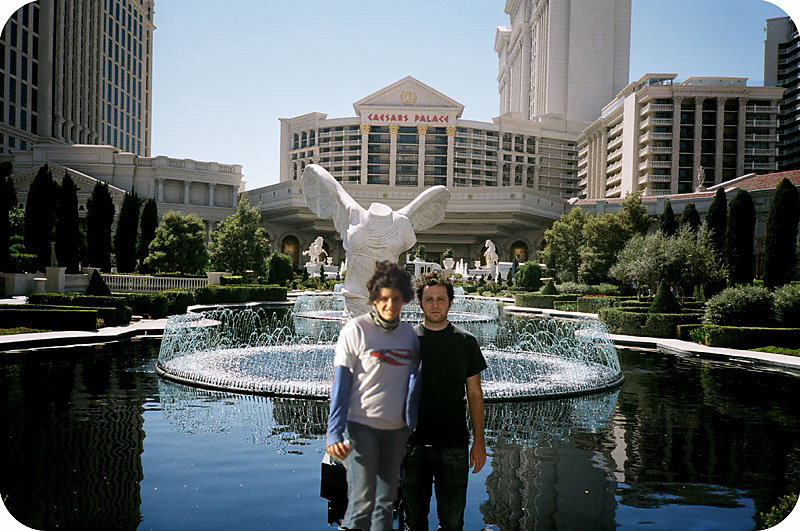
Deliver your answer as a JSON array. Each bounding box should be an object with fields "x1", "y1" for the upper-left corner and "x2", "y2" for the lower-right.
[
  {"x1": 2, "y1": 340, "x2": 800, "y2": 529},
  {"x1": 0, "y1": 341, "x2": 157, "y2": 530}
]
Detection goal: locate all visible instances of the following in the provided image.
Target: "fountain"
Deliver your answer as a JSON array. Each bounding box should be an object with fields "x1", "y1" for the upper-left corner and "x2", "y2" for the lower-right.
[
  {"x1": 156, "y1": 163, "x2": 622, "y2": 402},
  {"x1": 155, "y1": 308, "x2": 622, "y2": 401}
]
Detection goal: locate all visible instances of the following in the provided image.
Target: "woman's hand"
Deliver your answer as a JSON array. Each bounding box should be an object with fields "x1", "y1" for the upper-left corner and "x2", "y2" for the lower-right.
[{"x1": 326, "y1": 441, "x2": 352, "y2": 460}]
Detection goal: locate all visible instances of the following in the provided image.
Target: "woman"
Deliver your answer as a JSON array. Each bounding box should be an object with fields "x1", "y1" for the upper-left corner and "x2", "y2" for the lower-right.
[{"x1": 326, "y1": 261, "x2": 421, "y2": 530}]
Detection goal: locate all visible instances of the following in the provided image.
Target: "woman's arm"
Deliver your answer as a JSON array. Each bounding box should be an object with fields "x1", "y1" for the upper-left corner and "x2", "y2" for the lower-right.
[{"x1": 326, "y1": 365, "x2": 353, "y2": 459}]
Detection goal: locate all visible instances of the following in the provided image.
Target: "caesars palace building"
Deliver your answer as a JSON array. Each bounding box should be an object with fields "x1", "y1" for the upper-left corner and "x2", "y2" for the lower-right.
[{"x1": 249, "y1": 76, "x2": 587, "y2": 268}]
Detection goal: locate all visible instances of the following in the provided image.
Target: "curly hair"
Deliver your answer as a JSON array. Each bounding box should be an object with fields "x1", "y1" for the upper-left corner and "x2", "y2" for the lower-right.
[
  {"x1": 415, "y1": 270, "x2": 454, "y2": 303},
  {"x1": 367, "y1": 261, "x2": 414, "y2": 303}
]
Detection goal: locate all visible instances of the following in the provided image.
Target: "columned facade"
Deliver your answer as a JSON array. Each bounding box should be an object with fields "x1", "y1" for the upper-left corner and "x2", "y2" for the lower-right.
[
  {"x1": 577, "y1": 74, "x2": 784, "y2": 199},
  {"x1": 8, "y1": 144, "x2": 243, "y2": 239},
  {"x1": 261, "y1": 77, "x2": 584, "y2": 267},
  {"x1": 495, "y1": 0, "x2": 631, "y2": 123}
]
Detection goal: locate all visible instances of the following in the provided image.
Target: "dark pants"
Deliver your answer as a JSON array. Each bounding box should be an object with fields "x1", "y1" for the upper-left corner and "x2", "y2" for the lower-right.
[{"x1": 401, "y1": 443, "x2": 469, "y2": 531}]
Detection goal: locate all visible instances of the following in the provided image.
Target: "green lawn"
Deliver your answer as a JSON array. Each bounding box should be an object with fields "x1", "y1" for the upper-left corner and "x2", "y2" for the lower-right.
[
  {"x1": 0, "y1": 327, "x2": 49, "y2": 336},
  {"x1": 751, "y1": 346, "x2": 800, "y2": 357}
]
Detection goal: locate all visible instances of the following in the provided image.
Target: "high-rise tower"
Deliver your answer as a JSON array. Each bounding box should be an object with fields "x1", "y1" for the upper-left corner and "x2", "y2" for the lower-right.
[
  {"x1": 0, "y1": 0, "x2": 154, "y2": 156},
  {"x1": 765, "y1": 16, "x2": 800, "y2": 171},
  {"x1": 495, "y1": 0, "x2": 631, "y2": 124}
]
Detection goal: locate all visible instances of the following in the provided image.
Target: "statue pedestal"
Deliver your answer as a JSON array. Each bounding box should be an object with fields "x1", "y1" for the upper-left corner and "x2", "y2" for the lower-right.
[{"x1": 305, "y1": 263, "x2": 322, "y2": 278}]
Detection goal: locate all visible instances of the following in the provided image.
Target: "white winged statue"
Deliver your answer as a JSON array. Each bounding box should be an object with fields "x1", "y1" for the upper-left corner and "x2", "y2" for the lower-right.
[{"x1": 301, "y1": 164, "x2": 450, "y2": 318}]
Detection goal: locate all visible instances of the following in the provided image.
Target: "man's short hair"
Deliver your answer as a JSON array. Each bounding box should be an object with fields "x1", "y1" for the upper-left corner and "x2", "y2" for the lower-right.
[
  {"x1": 415, "y1": 270, "x2": 454, "y2": 303},
  {"x1": 367, "y1": 261, "x2": 415, "y2": 303}
]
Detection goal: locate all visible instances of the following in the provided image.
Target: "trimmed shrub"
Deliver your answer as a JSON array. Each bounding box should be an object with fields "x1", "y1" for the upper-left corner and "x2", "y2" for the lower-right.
[
  {"x1": 704, "y1": 285, "x2": 777, "y2": 327},
  {"x1": 649, "y1": 280, "x2": 680, "y2": 314},
  {"x1": 541, "y1": 279, "x2": 558, "y2": 295},
  {"x1": 194, "y1": 285, "x2": 287, "y2": 305},
  {"x1": 514, "y1": 293, "x2": 577, "y2": 309},
  {"x1": 266, "y1": 253, "x2": 294, "y2": 287},
  {"x1": 515, "y1": 262, "x2": 543, "y2": 291},
  {"x1": 221, "y1": 275, "x2": 247, "y2": 285},
  {"x1": 576, "y1": 295, "x2": 621, "y2": 313},
  {"x1": 556, "y1": 282, "x2": 620, "y2": 296},
  {"x1": 26, "y1": 293, "x2": 132, "y2": 325},
  {"x1": 599, "y1": 307, "x2": 702, "y2": 338},
  {"x1": 10, "y1": 304, "x2": 129, "y2": 327},
  {"x1": 86, "y1": 269, "x2": 112, "y2": 296},
  {"x1": 692, "y1": 324, "x2": 800, "y2": 349},
  {"x1": 0, "y1": 308, "x2": 98, "y2": 331},
  {"x1": 775, "y1": 283, "x2": 800, "y2": 328}
]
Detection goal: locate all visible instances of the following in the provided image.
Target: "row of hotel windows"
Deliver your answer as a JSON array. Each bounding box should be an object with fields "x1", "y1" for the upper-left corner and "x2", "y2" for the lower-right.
[{"x1": 0, "y1": 132, "x2": 29, "y2": 153}]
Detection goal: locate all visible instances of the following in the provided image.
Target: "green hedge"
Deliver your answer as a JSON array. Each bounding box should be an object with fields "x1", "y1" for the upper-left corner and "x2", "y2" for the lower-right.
[
  {"x1": 8, "y1": 304, "x2": 130, "y2": 327},
  {"x1": 193, "y1": 285, "x2": 287, "y2": 305},
  {"x1": 598, "y1": 308, "x2": 703, "y2": 338},
  {"x1": 0, "y1": 308, "x2": 98, "y2": 331},
  {"x1": 689, "y1": 324, "x2": 800, "y2": 348},
  {"x1": 26, "y1": 294, "x2": 131, "y2": 325},
  {"x1": 576, "y1": 296, "x2": 618, "y2": 313},
  {"x1": 552, "y1": 301, "x2": 578, "y2": 312},
  {"x1": 514, "y1": 293, "x2": 577, "y2": 309},
  {"x1": 122, "y1": 290, "x2": 196, "y2": 319}
]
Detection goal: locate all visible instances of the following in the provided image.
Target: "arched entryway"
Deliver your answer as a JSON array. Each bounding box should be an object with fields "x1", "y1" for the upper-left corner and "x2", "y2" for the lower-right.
[
  {"x1": 281, "y1": 235, "x2": 300, "y2": 267},
  {"x1": 510, "y1": 240, "x2": 529, "y2": 262}
]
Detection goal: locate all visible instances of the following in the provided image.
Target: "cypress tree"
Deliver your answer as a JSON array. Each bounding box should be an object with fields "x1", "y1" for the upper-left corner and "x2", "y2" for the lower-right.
[
  {"x1": 114, "y1": 190, "x2": 141, "y2": 273},
  {"x1": 764, "y1": 178, "x2": 800, "y2": 289},
  {"x1": 55, "y1": 171, "x2": 81, "y2": 273},
  {"x1": 0, "y1": 175, "x2": 8, "y2": 271},
  {"x1": 138, "y1": 198, "x2": 158, "y2": 272},
  {"x1": 87, "y1": 181, "x2": 116, "y2": 272},
  {"x1": 679, "y1": 202, "x2": 702, "y2": 233},
  {"x1": 23, "y1": 164, "x2": 56, "y2": 270},
  {"x1": 726, "y1": 189, "x2": 755, "y2": 286},
  {"x1": 705, "y1": 188, "x2": 727, "y2": 262},
  {"x1": 659, "y1": 200, "x2": 678, "y2": 237}
]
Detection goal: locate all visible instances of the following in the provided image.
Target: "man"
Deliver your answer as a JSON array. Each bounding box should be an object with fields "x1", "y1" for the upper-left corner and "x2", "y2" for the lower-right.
[{"x1": 402, "y1": 271, "x2": 487, "y2": 530}]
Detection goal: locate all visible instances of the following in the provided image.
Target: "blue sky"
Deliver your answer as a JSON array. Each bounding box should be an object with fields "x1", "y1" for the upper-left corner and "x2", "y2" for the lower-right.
[{"x1": 1, "y1": 1, "x2": 798, "y2": 190}]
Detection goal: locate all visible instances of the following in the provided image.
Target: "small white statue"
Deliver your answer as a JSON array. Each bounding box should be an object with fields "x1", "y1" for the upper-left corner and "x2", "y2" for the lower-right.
[
  {"x1": 484, "y1": 239, "x2": 498, "y2": 269},
  {"x1": 302, "y1": 164, "x2": 450, "y2": 318},
  {"x1": 302, "y1": 236, "x2": 326, "y2": 264}
]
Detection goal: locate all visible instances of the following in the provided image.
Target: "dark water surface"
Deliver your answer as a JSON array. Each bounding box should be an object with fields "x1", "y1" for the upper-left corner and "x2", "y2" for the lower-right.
[{"x1": 2, "y1": 338, "x2": 799, "y2": 530}]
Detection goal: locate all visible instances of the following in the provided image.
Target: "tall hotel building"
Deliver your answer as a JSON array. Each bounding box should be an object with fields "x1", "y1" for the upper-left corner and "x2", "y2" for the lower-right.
[
  {"x1": 495, "y1": 0, "x2": 630, "y2": 124},
  {"x1": 577, "y1": 74, "x2": 784, "y2": 199},
  {"x1": 765, "y1": 16, "x2": 800, "y2": 171},
  {"x1": 0, "y1": 0, "x2": 154, "y2": 155},
  {"x1": 252, "y1": 0, "x2": 632, "y2": 266}
]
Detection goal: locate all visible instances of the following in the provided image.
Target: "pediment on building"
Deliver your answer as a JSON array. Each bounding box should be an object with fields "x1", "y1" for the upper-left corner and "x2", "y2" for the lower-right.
[
  {"x1": 353, "y1": 76, "x2": 464, "y2": 116},
  {"x1": 11, "y1": 162, "x2": 127, "y2": 201}
]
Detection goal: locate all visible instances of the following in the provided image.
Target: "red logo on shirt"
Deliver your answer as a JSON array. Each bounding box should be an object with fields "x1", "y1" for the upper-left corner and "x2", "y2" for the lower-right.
[{"x1": 369, "y1": 349, "x2": 413, "y2": 366}]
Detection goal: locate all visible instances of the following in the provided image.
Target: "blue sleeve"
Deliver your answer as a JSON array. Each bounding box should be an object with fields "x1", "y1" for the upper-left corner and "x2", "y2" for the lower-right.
[
  {"x1": 326, "y1": 365, "x2": 352, "y2": 447},
  {"x1": 405, "y1": 356, "x2": 422, "y2": 430}
]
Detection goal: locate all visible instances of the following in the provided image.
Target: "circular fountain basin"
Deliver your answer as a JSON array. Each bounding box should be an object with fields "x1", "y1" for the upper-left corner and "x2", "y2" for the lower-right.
[{"x1": 156, "y1": 308, "x2": 623, "y2": 401}]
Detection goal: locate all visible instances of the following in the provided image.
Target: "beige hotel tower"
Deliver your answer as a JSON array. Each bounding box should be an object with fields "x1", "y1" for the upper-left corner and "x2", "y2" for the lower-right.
[{"x1": 252, "y1": 0, "x2": 632, "y2": 267}]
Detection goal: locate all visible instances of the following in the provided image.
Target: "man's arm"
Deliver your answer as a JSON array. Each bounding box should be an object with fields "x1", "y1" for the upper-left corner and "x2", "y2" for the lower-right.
[{"x1": 466, "y1": 373, "x2": 486, "y2": 473}]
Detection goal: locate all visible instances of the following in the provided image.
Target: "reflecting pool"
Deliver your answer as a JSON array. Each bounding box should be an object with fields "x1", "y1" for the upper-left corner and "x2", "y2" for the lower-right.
[{"x1": 1, "y1": 335, "x2": 800, "y2": 529}]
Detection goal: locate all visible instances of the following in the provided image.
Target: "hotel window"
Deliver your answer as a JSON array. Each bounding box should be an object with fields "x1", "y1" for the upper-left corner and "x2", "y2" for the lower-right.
[
  {"x1": 20, "y1": 57, "x2": 26, "y2": 81},
  {"x1": 10, "y1": 50, "x2": 16, "y2": 75},
  {"x1": 10, "y1": 22, "x2": 16, "y2": 48}
]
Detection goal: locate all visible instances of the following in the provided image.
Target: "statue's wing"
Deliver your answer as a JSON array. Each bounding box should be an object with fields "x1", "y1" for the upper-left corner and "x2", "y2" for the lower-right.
[
  {"x1": 397, "y1": 185, "x2": 450, "y2": 231},
  {"x1": 301, "y1": 164, "x2": 363, "y2": 234}
]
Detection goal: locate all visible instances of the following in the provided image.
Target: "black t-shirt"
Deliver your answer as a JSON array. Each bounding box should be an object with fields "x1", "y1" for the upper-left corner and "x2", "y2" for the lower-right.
[{"x1": 409, "y1": 322, "x2": 487, "y2": 447}]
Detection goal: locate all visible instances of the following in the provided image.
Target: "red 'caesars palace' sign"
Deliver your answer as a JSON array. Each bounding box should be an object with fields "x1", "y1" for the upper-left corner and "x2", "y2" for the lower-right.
[{"x1": 366, "y1": 113, "x2": 451, "y2": 123}]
